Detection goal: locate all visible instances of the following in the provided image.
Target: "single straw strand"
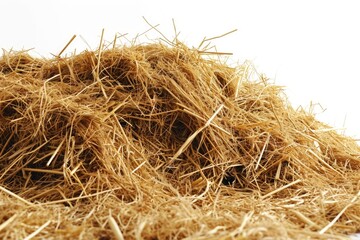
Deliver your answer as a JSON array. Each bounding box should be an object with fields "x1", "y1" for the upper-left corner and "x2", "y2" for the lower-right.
[
  {"x1": 0, "y1": 186, "x2": 34, "y2": 206},
  {"x1": 0, "y1": 214, "x2": 18, "y2": 231},
  {"x1": 57, "y1": 35, "x2": 76, "y2": 57},
  {"x1": 23, "y1": 220, "x2": 51, "y2": 240},
  {"x1": 261, "y1": 179, "x2": 302, "y2": 199}
]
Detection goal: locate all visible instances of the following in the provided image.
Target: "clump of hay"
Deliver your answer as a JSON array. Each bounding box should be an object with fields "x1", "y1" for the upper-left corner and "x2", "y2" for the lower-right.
[{"x1": 0, "y1": 36, "x2": 359, "y2": 239}]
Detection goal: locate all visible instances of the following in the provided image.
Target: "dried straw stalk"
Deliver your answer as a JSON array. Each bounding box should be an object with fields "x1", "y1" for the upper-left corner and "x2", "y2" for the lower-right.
[{"x1": 0, "y1": 36, "x2": 359, "y2": 239}]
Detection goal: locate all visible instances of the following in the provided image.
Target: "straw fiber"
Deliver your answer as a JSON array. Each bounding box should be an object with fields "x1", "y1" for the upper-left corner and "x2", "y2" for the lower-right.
[{"x1": 0, "y1": 39, "x2": 359, "y2": 239}]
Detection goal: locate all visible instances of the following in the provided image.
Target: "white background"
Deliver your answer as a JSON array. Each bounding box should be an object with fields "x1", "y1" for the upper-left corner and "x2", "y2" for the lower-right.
[{"x1": 1, "y1": 0, "x2": 360, "y2": 139}]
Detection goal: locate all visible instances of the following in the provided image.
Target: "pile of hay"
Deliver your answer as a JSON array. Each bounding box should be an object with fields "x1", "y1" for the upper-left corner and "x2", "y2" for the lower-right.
[{"x1": 0, "y1": 39, "x2": 359, "y2": 239}]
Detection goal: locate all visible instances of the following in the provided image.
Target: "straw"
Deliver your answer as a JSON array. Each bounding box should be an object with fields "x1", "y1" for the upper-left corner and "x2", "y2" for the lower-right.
[
  {"x1": 108, "y1": 215, "x2": 125, "y2": 240},
  {"x1": 23, "y1": 220, "x2": 51, "y2": 240},
  {"x1": 0, "y1": 32, "x2": 359, "y2": 239}
]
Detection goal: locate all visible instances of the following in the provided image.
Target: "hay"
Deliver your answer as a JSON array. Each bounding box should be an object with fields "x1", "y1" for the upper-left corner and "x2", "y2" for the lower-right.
[{"x1": 0, "y1": 37, "x2": 359, "y2": 239}]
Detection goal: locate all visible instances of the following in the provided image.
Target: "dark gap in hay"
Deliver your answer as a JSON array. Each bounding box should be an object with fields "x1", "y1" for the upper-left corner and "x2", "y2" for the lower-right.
[
  {"x1": 100, "y1": 54, "x2": 138, "y2": 90},
  {"x1": 0, "y1": 95, "x2": 110, "y2": 200},
  {"x1": 222, "y1": 165, "x2": 246, "y2": 187},
  {"x1": 2, "y1": 100, "x2": 24, "y2": 119}
]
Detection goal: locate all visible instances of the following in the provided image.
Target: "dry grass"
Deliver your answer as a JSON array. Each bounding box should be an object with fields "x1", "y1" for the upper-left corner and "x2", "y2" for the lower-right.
[{"x1": 0, "y1": 35, "x2": 359, "y2": 239}]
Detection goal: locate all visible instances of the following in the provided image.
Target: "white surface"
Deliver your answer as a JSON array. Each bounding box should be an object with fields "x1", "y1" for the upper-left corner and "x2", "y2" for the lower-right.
[
  {"x1": 351, "y1": 234, "x2": 360, "y2": 240},
  {"x1": 1, "y1": 0, "x2": 360, "y2": 139}
]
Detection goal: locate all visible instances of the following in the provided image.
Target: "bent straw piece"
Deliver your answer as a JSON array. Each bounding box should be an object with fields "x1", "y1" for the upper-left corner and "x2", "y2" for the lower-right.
[
  {"x1": 191, "y1": 180, "x2": 212, "y2": 203},
  {"x1": 142, "y1": 17, "x2": 175, "y2": 46},
  {"x1": 108, "y1": 215, "x2": 125, "y2": 240},
  {"x1": 180, "y1": 106, "x2": 231, "y2": 135},
  {"x1": 319, "y1": 190, "x2": 360, "y2": 234},
  {"x1": 198, "y1": 29, "x2": 238, "y2": 50},
  {"x1": 23, "y1": 220, "x2": 51, "y2": 240},
  {"x1": 0, "y1": 186, "x2": 34, "y2": 206},
  {"x1": 169, "y1": 104, "x2": 224, "y2": 164}
]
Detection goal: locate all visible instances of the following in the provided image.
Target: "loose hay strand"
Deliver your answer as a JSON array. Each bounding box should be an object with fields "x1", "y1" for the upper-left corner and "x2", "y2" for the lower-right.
[
  {"x1": 23, "y1": 220, "x2": 51, "y2": 240},
  {"x1": 0, "y1": 186, "x2": 34, "y2": 206},
  {"x1": 261, "y1": 179, "x2": 302, "y2": 199},
  {"x1": 46, "y1": 138, "x2": 65, "y2": 166},
  {"x1": 0, "y1": 214, "x2": 18, "y2": 232},
  {"x1": 57, "y1": 34, "x2": 77, "y2": 57}
]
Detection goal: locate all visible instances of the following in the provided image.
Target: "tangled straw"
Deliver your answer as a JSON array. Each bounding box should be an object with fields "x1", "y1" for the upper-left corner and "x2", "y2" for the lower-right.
[{"x1": 0, "y1": 36, "x2": 359, "y2": 239}]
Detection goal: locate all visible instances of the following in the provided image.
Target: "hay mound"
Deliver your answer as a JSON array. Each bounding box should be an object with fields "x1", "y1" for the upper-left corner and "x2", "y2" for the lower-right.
[{"x1": 0, "y1": 41, "x2": 359, "y2": 239}]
